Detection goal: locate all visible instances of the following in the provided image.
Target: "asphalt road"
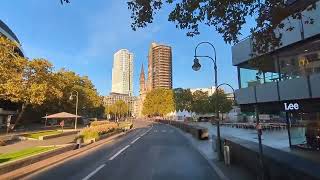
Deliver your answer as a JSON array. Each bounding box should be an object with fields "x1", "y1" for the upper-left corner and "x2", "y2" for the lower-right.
[{"x1": 25, "y1": 120, "x2": 220, "y2": 180}]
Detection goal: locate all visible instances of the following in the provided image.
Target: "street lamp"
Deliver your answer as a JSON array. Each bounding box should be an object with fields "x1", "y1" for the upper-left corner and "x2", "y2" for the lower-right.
[
  {"x1": 69, "y1": 90, "x2": 79, "y2": 130},
  {"x1": 192, "y1": 58, "x2": 201, "y2": 71},
  {"x1": 192, "y1": 42, "x2": 222, "y2": 160}
]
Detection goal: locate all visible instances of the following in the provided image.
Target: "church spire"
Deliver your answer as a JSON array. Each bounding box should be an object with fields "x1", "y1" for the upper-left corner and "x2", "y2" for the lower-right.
[{"x1": 139, "y1": 63, "x2": 146, "y2": 95}]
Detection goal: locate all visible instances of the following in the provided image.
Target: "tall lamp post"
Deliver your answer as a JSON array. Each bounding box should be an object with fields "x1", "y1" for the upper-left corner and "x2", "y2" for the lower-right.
[
  {"x1": 69, "y1": 90, "x2": 79, "y2": 130},
  {"x1": 192, "y1": 42, "x2": 222, "y2": 160}
]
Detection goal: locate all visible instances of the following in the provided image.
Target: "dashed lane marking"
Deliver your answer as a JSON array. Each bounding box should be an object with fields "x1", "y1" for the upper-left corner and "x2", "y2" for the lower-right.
[
  {"x1": 108, "y1": 145, "x2": 130, "y2": 161},
  {"x1": 130, "y1": 137, "x2": 140, "y2": 144},
  {"x1": 82, "y1": 164, "x2": 105, "y2": 180}
]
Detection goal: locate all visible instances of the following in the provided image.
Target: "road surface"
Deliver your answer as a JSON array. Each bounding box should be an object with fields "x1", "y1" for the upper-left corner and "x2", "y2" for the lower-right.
[{"x1": 25, "y1": 120, "x2": 220, "y2": 180}]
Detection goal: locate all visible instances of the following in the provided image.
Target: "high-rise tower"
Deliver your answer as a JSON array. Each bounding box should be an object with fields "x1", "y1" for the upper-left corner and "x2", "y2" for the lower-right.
[
  {"x1": 147, "y1": 42, "x2": 172, "y2": 90},
  {"x1": 111, "y1": 49, "x2": 134, "y2": 95}
]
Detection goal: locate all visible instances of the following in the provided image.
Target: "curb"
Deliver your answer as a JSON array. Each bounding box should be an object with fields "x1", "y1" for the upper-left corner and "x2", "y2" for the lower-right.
[
  {"x1": 0, "y1": 129, "x2": 134, "y2": 180},
  {"x1": 163, "y1": 123, "x2": 230, "y2": 180}
]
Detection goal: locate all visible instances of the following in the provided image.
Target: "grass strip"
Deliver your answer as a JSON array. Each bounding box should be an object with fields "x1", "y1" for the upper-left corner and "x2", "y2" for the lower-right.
[
  {"x1": 25, "y1": 130, "x2": 62, "y2": 139},
  {"x1": 0, "y1": 146, "x2": 58, "y2": 163}
]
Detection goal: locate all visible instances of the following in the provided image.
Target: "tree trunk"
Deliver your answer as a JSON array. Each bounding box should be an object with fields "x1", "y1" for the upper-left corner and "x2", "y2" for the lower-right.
[{"x1": 13, "y1": 103, "x2": 27, "y2": 130}]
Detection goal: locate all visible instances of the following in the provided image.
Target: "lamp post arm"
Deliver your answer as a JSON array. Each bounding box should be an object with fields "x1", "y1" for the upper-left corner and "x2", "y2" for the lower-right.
[{"x1": 194, "y1": 41, "x2": 217, "y2": 64}]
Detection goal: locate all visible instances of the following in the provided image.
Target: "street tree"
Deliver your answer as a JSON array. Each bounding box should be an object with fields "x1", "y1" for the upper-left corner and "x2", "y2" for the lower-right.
[
  {"x1": 107, "y1": 100, "x2": 129, "y2": 120},
  {"x1": 191, "y1": 90, "x2": 210, "y2": 114},
  {"x1": 143, "y1": 88, "x2": 175, "y2": 117},
  {"x1": 173, "y1": 88, "x2": 193, "y2": 111},
  {"x1": 37, "y1": 69, "x2": 104, "y2": 118},
  {"x1": 209, "y1": 89, "x2": 233, "y2": 115}
]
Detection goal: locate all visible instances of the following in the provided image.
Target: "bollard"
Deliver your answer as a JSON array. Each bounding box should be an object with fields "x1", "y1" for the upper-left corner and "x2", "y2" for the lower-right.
[
  {"x1": 224, "y1": 145, "x2": 230, "y2": 166},
  {"x1": 76, "y1": 138, "x2": 82, "y2": 149}
]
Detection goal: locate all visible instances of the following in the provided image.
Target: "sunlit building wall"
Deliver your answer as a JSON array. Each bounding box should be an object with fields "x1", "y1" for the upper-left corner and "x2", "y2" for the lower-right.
[
  {"x1": 147, "y1": 43, "x2": 172, "y2": 90},
  {"x1": 111, "y1": 49, "x2": 134, "y2": 95}
]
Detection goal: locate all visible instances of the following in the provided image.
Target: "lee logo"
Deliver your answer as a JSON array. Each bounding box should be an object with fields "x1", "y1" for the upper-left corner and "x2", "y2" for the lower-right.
[{"x1": 284, "y1": 103, "x2": 299, "y2": 111}]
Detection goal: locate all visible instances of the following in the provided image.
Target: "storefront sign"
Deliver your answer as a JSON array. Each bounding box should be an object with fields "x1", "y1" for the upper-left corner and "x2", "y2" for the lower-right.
[{"x1": 284, "y1": 102, "x2": 299, "y2": 111}]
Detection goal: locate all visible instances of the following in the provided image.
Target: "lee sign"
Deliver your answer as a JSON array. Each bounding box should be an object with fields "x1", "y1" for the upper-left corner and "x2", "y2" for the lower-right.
[{"x1": 284, "y1": 102, "x2": 299, "y2": 111}]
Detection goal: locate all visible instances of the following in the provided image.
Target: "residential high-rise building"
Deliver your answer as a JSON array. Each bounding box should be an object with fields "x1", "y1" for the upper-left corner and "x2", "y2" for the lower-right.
[
  {"x1": 147, "y1": 42, "x2": 172, "y2": 90},
  {"x1": 111, "y1": 49, "x2": 134, "y2": 95}
]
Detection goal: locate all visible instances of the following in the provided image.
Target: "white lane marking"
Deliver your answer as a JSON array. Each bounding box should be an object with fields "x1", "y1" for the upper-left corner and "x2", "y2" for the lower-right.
[
  {"x1": 109, "y1": 145, "x2": 130, "y2": 161},
  {"x1": 82, "y1": 164, "x2": 105, "y2": 180},
  {"x1": 162, "y1": 130, "x2": 166, "y2": 133},
  {"x1": 130, "y1": 137, "x2": 140, "y2": 144}
]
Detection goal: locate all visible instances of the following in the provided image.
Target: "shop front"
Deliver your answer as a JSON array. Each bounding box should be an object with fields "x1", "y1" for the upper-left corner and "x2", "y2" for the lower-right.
[{"x1": 240, "y1": 99, "x2": 320, "y2": 151}]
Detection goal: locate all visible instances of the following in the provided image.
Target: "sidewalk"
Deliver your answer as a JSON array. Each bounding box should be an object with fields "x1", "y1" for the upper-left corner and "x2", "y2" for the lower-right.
[{"x1": 176, "y1": 126, "x2": 255, "y2": 180}]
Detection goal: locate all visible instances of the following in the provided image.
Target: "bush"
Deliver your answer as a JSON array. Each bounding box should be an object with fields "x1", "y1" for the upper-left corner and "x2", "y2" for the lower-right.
[
  {"x1": 80, "y1": 128, "x2": 99, "y2": 141},
  {"x1": 79, "y1": 122, "x2": 119, "y2": 141},
  {"x1": 118, "y1": 122, "x2": 133, "y2": 130}
]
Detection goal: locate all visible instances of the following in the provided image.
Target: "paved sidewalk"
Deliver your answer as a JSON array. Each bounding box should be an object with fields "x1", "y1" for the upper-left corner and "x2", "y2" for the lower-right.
[
  {"x1": 175, "y1": 126, "x2": 255, "y2": 180},
  {"x1": 0, "y1": 134, "x2": 77, "y2": 154}
]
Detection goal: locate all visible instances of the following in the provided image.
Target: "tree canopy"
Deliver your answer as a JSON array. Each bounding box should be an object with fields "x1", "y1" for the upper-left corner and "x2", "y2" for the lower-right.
[
  {"x1": 173, "y1": 88, "x2": 233, "y2": 114},
  {"x1": 173, "y1": 88, "x2": 193, "y2": 111},
  {"x1": 0, "y1": 36, "x2": 103, "y2": 127},
  {"x1": 105, "y1": 100, "x2": 129, "y2": 120},
  {"x1": 60, "y1": 1, "x2": 317, "y2": 53},
  {"x1": 143, "y1": 88, "x2": 175, "y2": 117},
  {"x1": 127, "y1": 0, "x2": 317, "y2": 53}
]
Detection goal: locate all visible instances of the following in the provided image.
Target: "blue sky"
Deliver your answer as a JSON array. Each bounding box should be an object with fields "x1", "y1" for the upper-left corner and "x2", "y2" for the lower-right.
[{"x1": 1, "y1": 0, "x2": 252, "y2": 96}]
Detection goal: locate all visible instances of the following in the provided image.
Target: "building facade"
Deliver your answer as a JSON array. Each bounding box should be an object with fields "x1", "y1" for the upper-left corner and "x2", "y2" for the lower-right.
[
  {"x1": 147, "y1": 42, "x2": 172, "y2": 90},
  {"x1": 111, "y1": 49, "x2": 134, "y2": 95},
  {"x1": 190, "y1": 86, "x2": 216, "y2": 96},
  {"x1": 232, "y1": 1, "x2": 320, "y2": 149},
  {"x1": 104, "y1": 93, "x2": 137, "y2": 116}
]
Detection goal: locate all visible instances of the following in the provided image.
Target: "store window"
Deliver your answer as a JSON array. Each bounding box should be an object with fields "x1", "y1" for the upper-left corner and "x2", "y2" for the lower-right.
[
  {"x1": 240, "y1": 68, "x2": 281, "y2": 88},
  {"x1": 287, "y1": 112, "x2": 320, "y2": 150},
  {"x1": 279, "y1": 45, "x2": 320, "y2": 80}
]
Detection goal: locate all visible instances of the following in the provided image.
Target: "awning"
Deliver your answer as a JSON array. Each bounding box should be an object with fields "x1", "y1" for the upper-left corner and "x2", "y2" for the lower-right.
[{"x1": 42, "y1": 112, "x2": 81, "y2": 119}]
